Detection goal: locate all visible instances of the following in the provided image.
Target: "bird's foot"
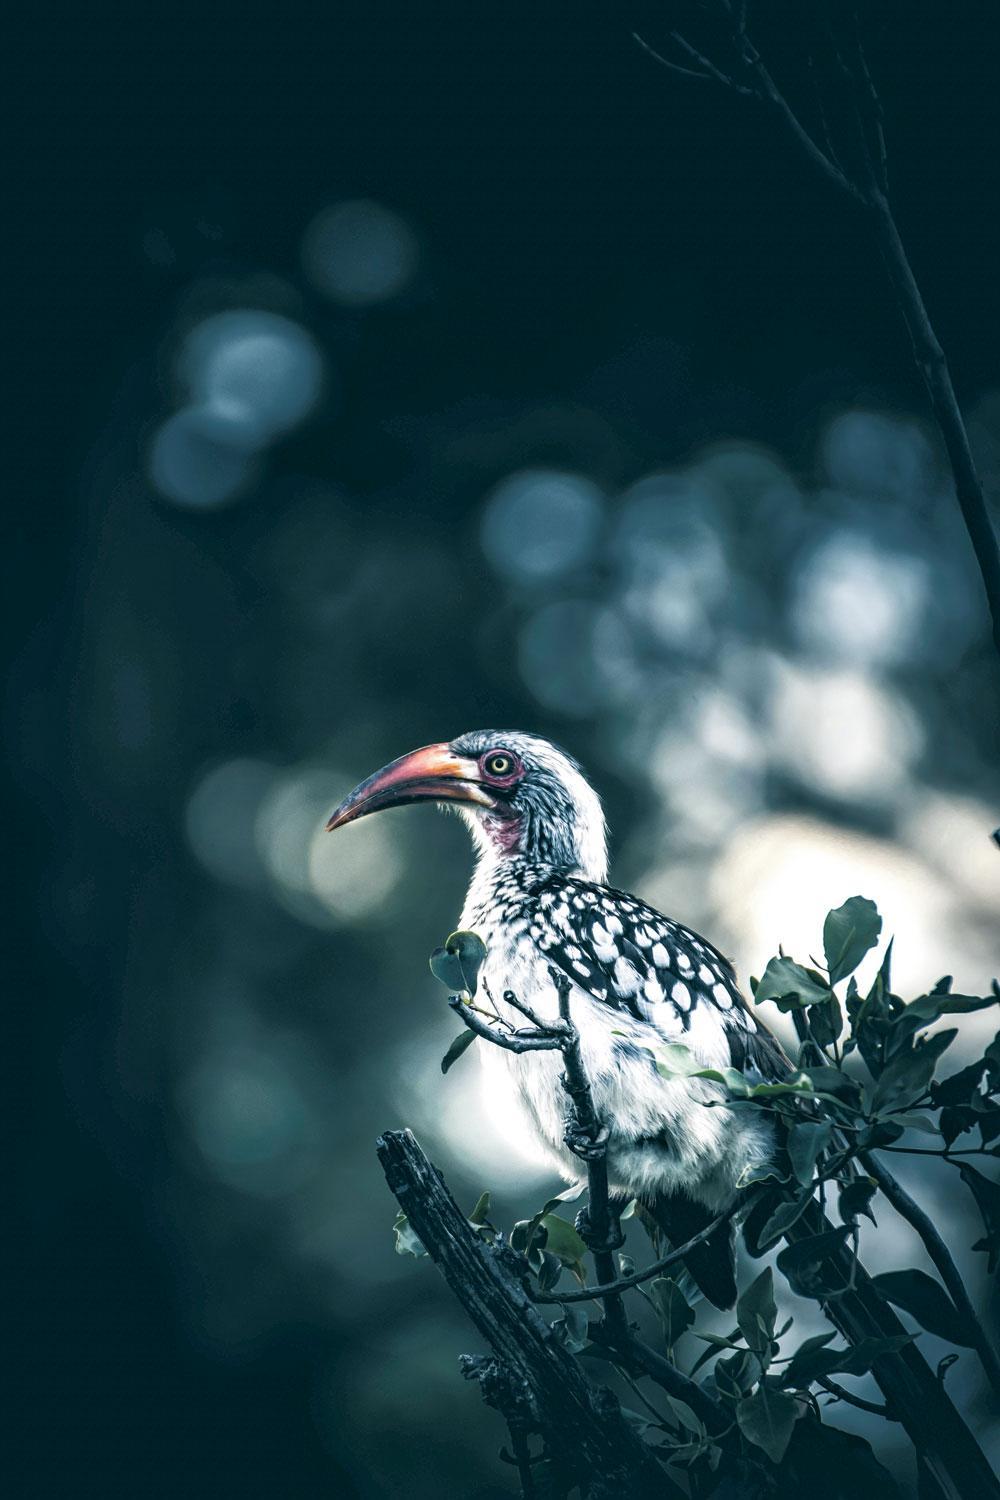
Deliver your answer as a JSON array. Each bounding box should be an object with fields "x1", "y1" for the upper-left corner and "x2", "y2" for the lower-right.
[
  {"x1": 575, "y1": 1205, "x2": 626, "y2": 1255},
  {"x1": 563, "y1": 1119, "x2": 610, "y2": 1162}
]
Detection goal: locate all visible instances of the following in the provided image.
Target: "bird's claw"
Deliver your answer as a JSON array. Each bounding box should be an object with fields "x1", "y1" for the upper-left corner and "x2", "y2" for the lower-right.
[
  {"x1": 575, "y1": 1205, "x2": 626, "y2": 1255},
  {"x1": 563, "y1": 1120, "x2": 610, "y2": 1162}
]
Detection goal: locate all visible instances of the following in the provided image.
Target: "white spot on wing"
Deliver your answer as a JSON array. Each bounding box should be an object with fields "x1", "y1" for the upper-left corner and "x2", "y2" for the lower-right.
[{"x1": 613, "y1": 957, "x2": 641, "y2": 994}]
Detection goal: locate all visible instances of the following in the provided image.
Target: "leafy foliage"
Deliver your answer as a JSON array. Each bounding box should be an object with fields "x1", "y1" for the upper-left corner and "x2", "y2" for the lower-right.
[
  {"x1": 392, "y1": 1209, "x2": 428, "y2": 1258},
  {"x1": 871, "y1": 1269, "x2": 975, "y2": 1346},
  {"x1": 429, "y1": 929, "x2": 487, "y2": 997},
  {"x1": 648, "y1": 1276, "x2": 695, "y2": 1349},
  {"x1": 440, "y1": 1027, "x2": 477, "y2": 1074},
  {"x1": 823, "y1": 896, "x2": 882, "y2": 985},
  {"x1": 399, "y1": 902, "x2": 1000, "y2": 1495}
]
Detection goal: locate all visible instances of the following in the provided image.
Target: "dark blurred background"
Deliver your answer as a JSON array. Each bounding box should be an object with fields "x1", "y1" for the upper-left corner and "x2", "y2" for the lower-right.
[{"x1": 11, "y1": 3, "x2": 1000, "y2": 1495}]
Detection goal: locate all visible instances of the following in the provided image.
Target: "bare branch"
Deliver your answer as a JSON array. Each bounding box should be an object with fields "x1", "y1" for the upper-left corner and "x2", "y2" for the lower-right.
[
  {"x1": 587, "y1": 1321, "x2": 729, "y2": 1434},
  {"x1": 453, "y1": 968, "x2": 728, "y2": 1433},
  {"x1": 818, "y1": 1377, "x2": 894, "y2": 1418},
  {"x1": 667, "y1": 31, "x2": 757, "y2": 96},
  {"x1": 739, "y1": 49, "x2": 862, "y2": 200},
  {"x1": 501, "y1": 987, "x2": 569, "y2": 1033},
  {"x1": 635, "y1": 4, "x2": 1000, "y2": 654},
  {"x1": 849, "y1": 12, "x2": 888, "y2": 191},
  {"x1": 638, "y1": 13, "x2": 861, "y2": 199},
  {"x1": 532, "y1": 1204, "x2": 738, "y2": 1303},
  {"x1": 449, "y1": 996, "x2": 561, "y2": 1052},
  {"x1": 377, "y1": 1130, "x2": 668, "y2": 1497},
  {"x1": 631, "y1": 31, "x2": 720, "y2": 87},
  {"x1": 861, "y1": 1149, "x2": 1000, "y2": 1401}
]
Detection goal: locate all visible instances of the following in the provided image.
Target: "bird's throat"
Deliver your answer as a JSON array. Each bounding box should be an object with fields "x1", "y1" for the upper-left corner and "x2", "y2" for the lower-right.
[{"x1": 482, "y1": 811, "x2": 523, "y2": 856}]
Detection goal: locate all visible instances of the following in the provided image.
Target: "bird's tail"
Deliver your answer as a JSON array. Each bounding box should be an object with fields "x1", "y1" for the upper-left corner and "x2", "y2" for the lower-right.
[{"x1": 644, "y1": 1192, "x2": 737, "y2": 1311}]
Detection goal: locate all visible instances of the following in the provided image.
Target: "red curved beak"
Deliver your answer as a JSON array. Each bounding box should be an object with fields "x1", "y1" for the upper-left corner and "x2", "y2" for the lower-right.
[{"x1": 326, "y1": 743, "x2": 496, "y2": 833}]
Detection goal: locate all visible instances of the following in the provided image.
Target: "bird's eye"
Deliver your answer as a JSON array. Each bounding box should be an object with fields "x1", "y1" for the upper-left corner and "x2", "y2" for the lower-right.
[{"x1": 485, "y1": 752, "x2": 513, "y2": 777}]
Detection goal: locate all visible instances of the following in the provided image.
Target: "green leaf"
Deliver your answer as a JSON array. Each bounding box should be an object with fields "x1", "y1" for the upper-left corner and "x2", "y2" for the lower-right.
[
  {"x1": 653, "y1": 1045, "x2": 752, "y2": 1097},
  {"x1": 780, "y1": 1334, "x2": 911, "y2": 1387},
  {"x1": 801, "y1": 1066, "x2": 863, "y2": 1108},
  {"x1": 838, "y1": 1177, "x2": 878, "y2": 1225},
  {"x1": 809, "y1": 994, "x2": 844, "y2": 1050},
  {"x1": 736, "y1": 1383, "x2": 799, "y2": 1464},
  {"x1": 693, "y1": 1330, "x2": 743, "y2": 1350},
  {"x1": 440, "y1": 1028, "x2": 478, "y2": 1074},
  {"x1": 700, "y1": 1066, "x2": 752, "y2": 1097},
  {"x1": 550, "y1": 1304, "x2": 589, "y2": 1354},
  {"x1": 782, "y1": 1411, "x2": 903, "y2": 1494},
  {"x1": 747, "y1": 1073, "x2": 817, "y2": 1100},
  {"x1": 756, "y1": 1192, "x2": 815, "y2": 1252},
  {"x1": 823, "y1": 897, "x2": 882, "y2": 985},
  {"x1": 856, "y1": 1120, "x2": 904, "y2": 1150},
  {"x1": 958, "y1": 1162, "x2": 1000, "y2": 1273},
  {"x1": 904, "y1": 991, "x2": 998, "y2": 1022},
  {"x1": 737, "y1": 1157, "x2": 791, "y2": 1191},
  {"x1": 537, "y1": 1250, "x2": 563, "y2": 1292},
  {"x1": 787, "y1": 1121, "x2": 833, "y2": 1187},
  {"x1": 538, "y1": 1213, "x2": 588, "y2": 1269},
  {"x1": 847, "y1": 940, "x2": 897, "y2": 1077},
  {"x1": 737, "y1": 1266, "x2": 777, "y2": 1355},
  {"x1": 871, "y1": 1030, "x2": 958, "y2": 1114},
  {"x1": 892, "y1": 1111, "x2": 939, "y2": 1134},
  {"x1": 986, "y1": 1030, "x2": 1000, "y2": 1091},
  {"x1": 510, "y1": 1182, "x2": 585, "y2": 1248},
  {"x1": 775, "y1": 1228, "x2": 852, "y2": 1299},
  {"x1": 428, "y1": 929, "x2": 487, "y2": 997},
  {"x1": 888, "y1": 993, "x2": 998, "y2": 1062},
  {"x1": 835, "y1": 1334, "x2": 914, "y2": 1376},
  {"x1": 777, "y1": 1331, "x2": 836, "y2": 1387},
  {"x1": 653, "y1": 1043, "x2": 705, "y2": 1078},
  {"x1": 648, "y1": 1277, "x2": 695, "y2": 1348},
  {"x1": 755, "y1": 957, "x2": 833, "y2": 1011},
  {"x1": 468, "y1": 1191, "x2": 492, "y2": 1226},
  {"x1": 871, "y1": 1269, "x2": 975, "y2": 1346},
  {"x1": 618, "y1": 1406, "x2": 661, "y2": 1440},
  {"x1": 932, "y1": 1059, "x2": 988, "y2": 1109},
  {"x1": 663, "y1": 1395, "x2": 705, "y2": 1438},
  {"x1": 713, "y1": 1347, "x2": 756, "y2": 1402},
  {"x1": 392, "y1": 1209, "x2": 428, "y2": 1258}
]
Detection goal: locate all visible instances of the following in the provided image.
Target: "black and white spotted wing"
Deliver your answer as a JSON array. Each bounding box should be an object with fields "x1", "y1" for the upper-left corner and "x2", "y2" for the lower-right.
[{"x1": 528, "y1": 874, "x2": 787, "y2": 1082}]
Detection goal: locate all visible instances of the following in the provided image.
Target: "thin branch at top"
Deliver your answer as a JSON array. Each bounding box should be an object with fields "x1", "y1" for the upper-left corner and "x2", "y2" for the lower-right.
[
  {"x1": 668, "y1": 30, "x2": 757, "y2": 95},
  {"x1": 631, "y1": 23, "x2": 861, "y2": 200},
  {"x1": 631, "y1": 32, "x2": 720, "y2": 87}
]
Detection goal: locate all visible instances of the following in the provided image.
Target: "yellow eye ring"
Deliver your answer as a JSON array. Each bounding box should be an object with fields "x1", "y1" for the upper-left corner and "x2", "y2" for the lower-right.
[{"x1": 486, "y1": 753, "x2": 512, "y2": 776}]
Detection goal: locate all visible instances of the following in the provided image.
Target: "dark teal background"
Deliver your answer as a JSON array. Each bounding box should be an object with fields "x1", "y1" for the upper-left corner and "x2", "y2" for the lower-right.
[{"x1": 12, "y1": 4, "x2": 1000, "y2": 1496}]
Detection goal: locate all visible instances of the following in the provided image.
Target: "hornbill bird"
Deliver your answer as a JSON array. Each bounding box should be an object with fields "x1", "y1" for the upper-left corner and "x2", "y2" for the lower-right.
[{"x1": 327, "y1": 730, "x2": 788, "y2": 1309}]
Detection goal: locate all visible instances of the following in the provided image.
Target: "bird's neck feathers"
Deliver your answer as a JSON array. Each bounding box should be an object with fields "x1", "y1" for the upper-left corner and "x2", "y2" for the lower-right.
[{"x1": 459, "y1": 761, "x2": 609, "y2": 889}]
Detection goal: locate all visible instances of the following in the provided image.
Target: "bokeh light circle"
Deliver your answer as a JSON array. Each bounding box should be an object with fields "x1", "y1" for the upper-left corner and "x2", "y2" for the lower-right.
[
  {"x1": 180, "y1": 309, "x2": 324, "y2": 443},
  {"x1": 480, "y1": 468, "x2": 604, "y2": 583},
  {"x1": 149, "y1": 405, "x2": 260, "y2": 508},
  {"x1": 301, "y1": 200, "x2": 418, "y2": 306}
]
